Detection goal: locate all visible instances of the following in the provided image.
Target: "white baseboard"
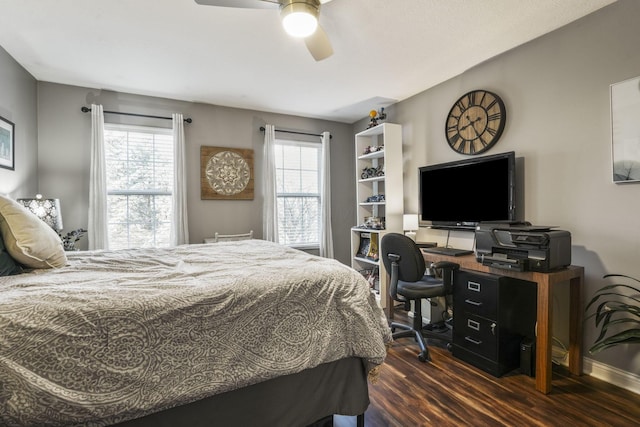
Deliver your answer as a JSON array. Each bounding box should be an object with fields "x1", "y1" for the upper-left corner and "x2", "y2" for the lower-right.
[{"x1": 583, "y1": 357, "x2": 640, "y2": 395}]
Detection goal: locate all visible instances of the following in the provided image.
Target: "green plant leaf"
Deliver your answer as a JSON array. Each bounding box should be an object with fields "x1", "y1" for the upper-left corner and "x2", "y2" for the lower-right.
[
  {"x1": 588, "y1": 329, "x2": 640, "y2": 354},
  {"x1": 585, "y1": 275, "x2": 640, "y2": 353},
  {"x1": 597, "y1": 318, "x2": 640, "y2": 335},
  {"x1": 603, "y1": 273, "x2": 640, "y2": 284},
  {"x1": 585, "y1": 284, "x2": 640, "y2": 311}
]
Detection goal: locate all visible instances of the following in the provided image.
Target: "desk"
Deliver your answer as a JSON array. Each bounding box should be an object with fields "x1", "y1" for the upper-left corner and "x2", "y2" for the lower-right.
[{"x1": 418, "y1": 253, "x2": 584, "y2": 395}]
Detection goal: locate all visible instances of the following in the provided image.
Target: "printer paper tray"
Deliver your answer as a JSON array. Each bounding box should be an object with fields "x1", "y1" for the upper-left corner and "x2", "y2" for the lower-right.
[{"x1": 479, "y1": 255, "x2": 527, "y2": 271}]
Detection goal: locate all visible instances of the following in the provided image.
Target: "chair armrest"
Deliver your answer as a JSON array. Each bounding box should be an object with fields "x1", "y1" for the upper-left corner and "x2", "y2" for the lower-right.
[{"x1": 431, "y1": 261, "x2": 460, "y2": 271}]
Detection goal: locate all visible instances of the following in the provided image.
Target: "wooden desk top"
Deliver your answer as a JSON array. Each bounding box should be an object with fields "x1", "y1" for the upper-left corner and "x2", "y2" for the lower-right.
[{"x1": 421, "y1": 252, "x2": 584, "y2": 284}]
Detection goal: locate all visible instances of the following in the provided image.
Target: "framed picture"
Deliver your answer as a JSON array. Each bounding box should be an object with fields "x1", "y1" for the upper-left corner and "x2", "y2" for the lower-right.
[
  {"x1": 611, "y1": 76, "x2": 640, "y2": 183},
  {"x1": 200, "y1": 146, "x2": 254, "y2": 200},
  {"x1": 0, "y1": 115, "x2": 15, "y2": 171}
]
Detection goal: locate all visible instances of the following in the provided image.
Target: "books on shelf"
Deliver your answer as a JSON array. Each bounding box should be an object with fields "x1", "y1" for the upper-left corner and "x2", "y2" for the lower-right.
[
  {"x1": 356, "y1": 231, "x2": 379, "y2": 261},
  {"x1": 356, "y1": 232, "x2": 371, "y2": 258},
  {"x1": 367, "y1": 233, "x2": 379, "y2": 261}
]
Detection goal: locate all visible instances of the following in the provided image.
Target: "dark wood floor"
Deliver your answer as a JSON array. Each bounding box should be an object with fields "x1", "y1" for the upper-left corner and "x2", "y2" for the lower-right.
[{"x1": 337, "y1": 319, "x2": 640, "y2": 426}]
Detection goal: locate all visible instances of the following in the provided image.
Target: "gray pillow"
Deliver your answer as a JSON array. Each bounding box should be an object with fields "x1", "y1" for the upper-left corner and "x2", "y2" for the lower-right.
[{"x1": 0, "y1": 234, "x2": 22, "y2": 276}]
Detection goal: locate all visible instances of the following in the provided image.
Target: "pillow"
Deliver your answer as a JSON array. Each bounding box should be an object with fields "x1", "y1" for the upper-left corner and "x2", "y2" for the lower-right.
[
  {"x1": 0, "y1": 233, "x2": 23, "y2": 276},
  {"x1": 0, "y1": 195, "x2": 67, "y2": 269}
]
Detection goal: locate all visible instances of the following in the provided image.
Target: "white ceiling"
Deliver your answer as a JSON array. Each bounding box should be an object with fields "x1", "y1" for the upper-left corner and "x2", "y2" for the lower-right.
[{"x1": 0, "y1": 0, "x2": 616, "y2": 124}]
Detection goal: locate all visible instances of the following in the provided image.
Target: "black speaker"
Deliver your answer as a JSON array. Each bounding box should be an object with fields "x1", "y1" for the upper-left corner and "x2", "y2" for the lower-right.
[{"x1": 520, "y1": 338, "x2": 535, "y2": 377}]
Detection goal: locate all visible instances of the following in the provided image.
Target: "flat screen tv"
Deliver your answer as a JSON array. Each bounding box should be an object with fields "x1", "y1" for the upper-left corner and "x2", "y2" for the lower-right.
[{"x1": 419, "y1": 151, "x2": 517, "y2": 229}]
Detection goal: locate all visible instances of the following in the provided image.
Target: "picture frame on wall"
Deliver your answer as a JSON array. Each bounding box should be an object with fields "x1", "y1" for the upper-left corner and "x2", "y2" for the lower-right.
[
  {"x1": 0, "y1": 115, "x2": 15, "y2": 171},
  {"x1": 611, "y1": 75, "x2": 640, "y2": 183}
]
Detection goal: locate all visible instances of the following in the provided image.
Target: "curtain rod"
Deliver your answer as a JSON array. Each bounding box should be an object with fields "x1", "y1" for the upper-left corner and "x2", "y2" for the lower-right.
[
  {"x1": 81, "y1": 106, "x2": 192, "y2": 123},
  {"x1": 259, "y1": 126, "x2": 332, "y2": 139}
]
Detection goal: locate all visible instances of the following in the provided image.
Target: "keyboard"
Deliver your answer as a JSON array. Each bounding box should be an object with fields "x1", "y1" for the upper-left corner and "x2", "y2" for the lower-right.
[
  {"x1": 416, "y1": 242, "x2": 437, "y2": 249},
  {"x1": 421, "y1": 247, "x2": 474, "y2": 257}
]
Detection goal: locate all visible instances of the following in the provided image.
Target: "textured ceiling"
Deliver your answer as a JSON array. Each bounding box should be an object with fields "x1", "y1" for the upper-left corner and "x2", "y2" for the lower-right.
[{"x1": 0, "y1": 0, "x2": 616, "y2": 123}]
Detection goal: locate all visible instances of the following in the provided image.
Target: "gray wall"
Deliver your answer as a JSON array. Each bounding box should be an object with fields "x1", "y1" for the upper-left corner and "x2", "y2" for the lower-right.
[
  {"x1": 353, "y1": 0, "x2": 640, "y2": 379},
  {"x1": 35, "y1": 83, "x2": 356, "y2": 264},
  {"x1": 0, "y1": 46, "x2": 38, "y2": 198}
]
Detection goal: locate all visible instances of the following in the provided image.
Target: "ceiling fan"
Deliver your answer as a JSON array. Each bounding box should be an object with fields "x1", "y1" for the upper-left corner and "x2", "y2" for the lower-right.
[{"x1": 194, "y1": 0, "x2": 335, "y2": 61}]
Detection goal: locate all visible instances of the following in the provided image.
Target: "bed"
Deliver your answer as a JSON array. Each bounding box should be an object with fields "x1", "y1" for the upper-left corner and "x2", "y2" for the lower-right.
[{"x1": 0, "y1": 230, "x2": 392, "y2": 426}]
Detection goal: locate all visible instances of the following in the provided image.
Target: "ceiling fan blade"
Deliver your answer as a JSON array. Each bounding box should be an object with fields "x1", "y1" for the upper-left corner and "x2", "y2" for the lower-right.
[
  {"x1": 194, "y1": 0, "x2": 279, "y2": 9},
  {"x1": 304, "y1": 25, "x2": 333, "y2": 61}
]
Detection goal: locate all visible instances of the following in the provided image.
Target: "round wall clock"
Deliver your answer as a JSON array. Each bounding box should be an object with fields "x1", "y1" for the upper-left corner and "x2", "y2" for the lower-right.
[{"x1": 445, "y1": 89, "x2": 506, "y2": 155}]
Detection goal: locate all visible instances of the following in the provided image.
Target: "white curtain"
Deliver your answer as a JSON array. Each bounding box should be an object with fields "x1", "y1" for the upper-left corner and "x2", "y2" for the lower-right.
[
  {"x1": 319, "y1": 131, "x2": 334, "y2": 258},
  {"x1": 171, "y1": 113, "x2": 189, "y2": 246},
  {"x1": 262, "y1": 124, "x2": 279, "y2": 242},
  {"x1": 88, "y1": 104, "x2": 109, "y2": 250}
]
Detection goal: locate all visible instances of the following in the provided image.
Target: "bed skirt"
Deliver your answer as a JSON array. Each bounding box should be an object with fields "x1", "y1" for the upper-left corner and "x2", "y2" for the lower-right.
[{"x1": 112, "y1": 357, "x2": 369, "y2": 427}]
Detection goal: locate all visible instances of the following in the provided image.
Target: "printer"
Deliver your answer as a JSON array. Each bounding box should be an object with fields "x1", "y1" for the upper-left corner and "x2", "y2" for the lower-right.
[{"x1": 475, "y1": 223, "x2": 571, "y2": 272}]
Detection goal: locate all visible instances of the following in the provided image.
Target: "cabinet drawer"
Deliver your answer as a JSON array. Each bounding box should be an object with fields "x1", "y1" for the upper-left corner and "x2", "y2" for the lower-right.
[
  {"x1": 454, "y1": 270, "x2": 499, "y2": 318},
  {"x1": 453, "y1": 313, "x2": 498, "y2": 360}
]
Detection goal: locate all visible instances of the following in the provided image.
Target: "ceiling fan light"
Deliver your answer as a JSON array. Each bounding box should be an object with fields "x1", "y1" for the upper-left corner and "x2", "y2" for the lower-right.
[{"x1": 281, "y1": 1, "x2": 319, "y2": 38}]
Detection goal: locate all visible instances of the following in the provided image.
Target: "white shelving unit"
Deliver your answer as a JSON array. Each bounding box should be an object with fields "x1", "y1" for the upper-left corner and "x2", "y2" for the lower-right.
[{"x1": 350, "y1": 123, "x2": 404, "y2": 309}]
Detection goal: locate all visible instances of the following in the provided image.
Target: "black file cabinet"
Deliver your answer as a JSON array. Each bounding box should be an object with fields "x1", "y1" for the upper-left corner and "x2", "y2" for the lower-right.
[{"x1": 452, "y1": 269, "x2": 537, "y2": 377}]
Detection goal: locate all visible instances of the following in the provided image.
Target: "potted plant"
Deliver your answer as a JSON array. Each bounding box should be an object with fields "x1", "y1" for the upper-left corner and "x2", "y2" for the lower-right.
[
  {"x1": 59, "y1": 228, "x2": 87, "y2": 251},
  {"x1": 585, "y1": 274, "x2": 640, "y2": 354}
]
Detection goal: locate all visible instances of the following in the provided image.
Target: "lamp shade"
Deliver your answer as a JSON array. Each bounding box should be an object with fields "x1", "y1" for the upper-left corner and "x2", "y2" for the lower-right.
[
  {"x1": 17, "y1": 194, "x2": 63, "y2": 231},
  {"x1": 403, "y1": 214, "x2": 419, "y2": 231}
]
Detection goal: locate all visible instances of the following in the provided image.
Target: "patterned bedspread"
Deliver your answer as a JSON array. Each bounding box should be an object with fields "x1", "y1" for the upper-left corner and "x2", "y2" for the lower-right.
[{"x1": 0, "y1": 240, "x2": 391, "y2": 426}]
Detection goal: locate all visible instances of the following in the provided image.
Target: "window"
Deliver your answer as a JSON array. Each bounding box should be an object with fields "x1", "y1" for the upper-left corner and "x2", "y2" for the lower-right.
[
  {"x1": 104, "y1": 124, "x2": 173, "y2": 250},
  {"x1": 275, "y1": 140, "x2": 321, "y2": 247}
]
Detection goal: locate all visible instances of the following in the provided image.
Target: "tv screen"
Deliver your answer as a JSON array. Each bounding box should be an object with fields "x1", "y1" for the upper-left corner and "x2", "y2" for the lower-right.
[{"x1": 419, "y1": 151, "x2": 516, "y2": 229}]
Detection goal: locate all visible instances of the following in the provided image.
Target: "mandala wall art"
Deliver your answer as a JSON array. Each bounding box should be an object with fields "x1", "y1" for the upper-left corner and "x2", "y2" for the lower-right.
[{"x1": 201, "y1": 146, "x2": 254, "y2": 200}]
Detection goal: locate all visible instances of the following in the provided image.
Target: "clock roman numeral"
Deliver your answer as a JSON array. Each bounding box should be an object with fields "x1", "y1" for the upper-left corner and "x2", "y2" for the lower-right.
[
  {"x1": 488, "y1": 112, "x2": 502, "y2": 121},
  {"x1": 449, "y1": 133, "x2": 461, "y2": 145},
  {"x1": 466, "y1": 92, "x2": 475, "y2": 106},
  {"x1": 479, "y1": 91, "x2": 487, "y2": 106},
  {"x1": 485, "y1": 98, "x2": 498, "y2": 110},
  {"x1": 486, "y1": 127, "x2": 497, "y2": 136}
]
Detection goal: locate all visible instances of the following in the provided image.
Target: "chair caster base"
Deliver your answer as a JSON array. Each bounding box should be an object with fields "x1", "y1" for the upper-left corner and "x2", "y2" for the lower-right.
[
  {"x1": 418, "y1": 350, "x2": 431, "y2": 362},
  {"x1": 423, "y1": 322, "x2": 448, "y2": 333}
]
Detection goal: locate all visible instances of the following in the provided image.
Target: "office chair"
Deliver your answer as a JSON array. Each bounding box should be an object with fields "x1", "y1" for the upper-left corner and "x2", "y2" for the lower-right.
[{"x1": 381, "y1": 233, "x2": 460, "y2": 362}]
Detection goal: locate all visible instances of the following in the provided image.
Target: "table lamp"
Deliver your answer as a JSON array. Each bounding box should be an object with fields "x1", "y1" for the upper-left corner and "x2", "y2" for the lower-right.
[
  {"x1": 403, "y1": 214, "x2": 419, "y2": 241},
  {"x1": 17, "y1": 194, "x2": 63, "y2": 231}
]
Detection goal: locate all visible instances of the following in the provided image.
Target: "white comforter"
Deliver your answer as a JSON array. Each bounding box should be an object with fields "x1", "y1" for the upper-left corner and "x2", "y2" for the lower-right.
[{"x1": 0, "y1": 240, "x2": 391, "y2": 426}]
